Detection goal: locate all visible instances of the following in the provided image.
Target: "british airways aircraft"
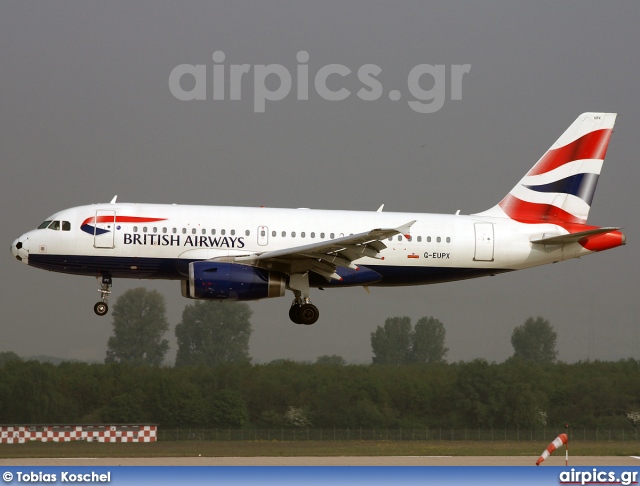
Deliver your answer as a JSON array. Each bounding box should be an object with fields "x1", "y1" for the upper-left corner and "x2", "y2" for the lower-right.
[{"x1": 11, "y1": 113, "x2": 625, "y2": 325}]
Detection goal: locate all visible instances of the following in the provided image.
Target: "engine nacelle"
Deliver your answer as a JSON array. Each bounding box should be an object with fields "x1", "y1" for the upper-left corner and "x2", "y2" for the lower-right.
[{"x1": 182, "y1": 262, "x2": 286, "y2": 301}]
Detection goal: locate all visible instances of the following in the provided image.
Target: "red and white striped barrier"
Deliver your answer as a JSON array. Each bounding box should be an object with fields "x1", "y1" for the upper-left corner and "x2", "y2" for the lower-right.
[
  {"x1": 536, "y1": 433, "x2": 568, "y2": 465},
  {"x1": 0, "y1": 425, "x2": 156, "y2": 444}
]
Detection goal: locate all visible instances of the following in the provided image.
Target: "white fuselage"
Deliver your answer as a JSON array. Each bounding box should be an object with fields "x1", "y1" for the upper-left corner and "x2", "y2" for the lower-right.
[{"x1": 11, "y1": 202, "x2": 591, "y2": 287}]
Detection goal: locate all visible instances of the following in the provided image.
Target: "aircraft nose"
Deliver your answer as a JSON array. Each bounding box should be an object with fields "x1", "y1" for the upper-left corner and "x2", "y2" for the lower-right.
[{"x1": 11, "y1": 236, "x2": 29, "y2": 262}]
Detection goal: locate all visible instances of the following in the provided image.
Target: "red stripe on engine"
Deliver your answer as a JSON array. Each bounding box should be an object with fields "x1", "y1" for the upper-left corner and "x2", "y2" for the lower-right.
[{"x1": 527, "y1": 129, "x2": 613, "y2": 176}]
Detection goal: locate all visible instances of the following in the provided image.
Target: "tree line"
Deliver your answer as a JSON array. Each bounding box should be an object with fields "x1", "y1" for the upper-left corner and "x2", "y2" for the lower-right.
[
  {"x1": 0, "y1": 355, "x2": 639, "y2": 431},
  {"x1": 1, "y1": 288, "x2": 633, "y2": 431}
]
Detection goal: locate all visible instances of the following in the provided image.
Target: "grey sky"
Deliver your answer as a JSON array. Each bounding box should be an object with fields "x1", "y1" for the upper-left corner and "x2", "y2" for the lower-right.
[{"x1": 1, "y1": 1, "x2": 638, "y2": 364}]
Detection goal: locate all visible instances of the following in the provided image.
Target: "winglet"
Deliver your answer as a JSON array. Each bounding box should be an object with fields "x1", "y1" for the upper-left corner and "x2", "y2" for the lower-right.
[
  {"x1": 377, "y1": 204, "x2": 385, "y2": 212},
  {"x1": 110, "y1": 195, "x2": 118, "y2": 204},
  {"x1": 396, "y1": 220, "x2": 417, "y2": 239}
]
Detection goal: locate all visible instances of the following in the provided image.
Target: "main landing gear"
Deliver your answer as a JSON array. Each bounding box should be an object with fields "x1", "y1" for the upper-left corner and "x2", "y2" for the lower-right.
[
  {"x1": 94, "y1": 275, "x2": 112, "y2": 316},
  {"x1": 287, "y1": 273, "x2": 319, "y2": 325},
  {"x1": 289, "y1": 298, "x2": 320, "y2": 325}
]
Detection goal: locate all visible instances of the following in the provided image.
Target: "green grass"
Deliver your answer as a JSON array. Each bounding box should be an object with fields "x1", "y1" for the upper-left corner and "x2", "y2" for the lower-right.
[{"x1": 1, "y1": 440, "x2": 639, "y2": 459}]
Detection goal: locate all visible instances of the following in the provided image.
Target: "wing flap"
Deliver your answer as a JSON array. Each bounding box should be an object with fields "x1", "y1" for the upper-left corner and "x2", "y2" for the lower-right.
[
  {"x1": 235, "y1": 221, "x2": 415, "y2": 263},
  {"x1": 216, "y1": 220, "x2": 417, "y2": 279}
]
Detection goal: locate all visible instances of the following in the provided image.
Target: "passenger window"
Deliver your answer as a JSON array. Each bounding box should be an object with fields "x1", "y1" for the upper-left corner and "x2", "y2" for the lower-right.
[
  {"x1": 272, "y1": 231, "x2": 276, "y2": 237},
  {"x1": 246, "y1": 230, "x2": 250, "y2": 236},
  {"x1": 446, "y1": 237, "x2": 451, "y2": 243},
  {"x1": 291, "y1": 231, "x2": 296, "y2": 237},
  {"x1": 437, "y1": 237, "x2": 441, "y2": 243},
  {"x1": 427, "y1": 236, "x2": 432, "y2": 243},
  {"x1": 133, "y1": 226, "x2": 138, "y2": 232},
  {"x1": 162, "y1": 227, "x2": 167, "y2": 234},
  {"x1": 311, "y1": 232, "x2": 315, "y2": 238},
  {"x1": 417, "y1": 236, "x2": 422, "y2": 242},
  {"x1": 143, "y1": 227, "x2": 147, "y2": 233},
  {"x1": 153, "y1": 227, "x2": 158, "y2": 233},
  {"x1": 330, "y1": 233, "x2": 335, "y2": 239},
  {"x1": 301, "y1": 232, "x2": 306, "y2": 238},
  {"x1": 261, "y1": 230, "x2": 266, "y2": 237},
  {"x1": 182, "y1": 228, "x2": 187, "y2": 234},
  {"x1": 48, "y1": 221, "x2": 60, "y2": 230},
  {"x1": 320, "y1": 232, "x2": 325, "y2": 238},
  {"x1": 202, "y1": 229, "x2": 206, "y2": 234},
  {"x1": 282, "y1": 231, "x2": 286, "y2": 237},
  {"x1": 231, "y1": 230, "x2": 236, "y2": 236},
  {"x1": 172, "y1": 228, "x2": 177, "y2": 234},
  {"x1": 211, "y1": 229, "x2": 216, "y2": 235},
  {"x1": 221, "y1": 229, "x2": 226, "y2": 235},
  {"x1": 62, "y1": 221, "x2": 71, "y2": 231},
  {"x1": 192, "y1": 228, "x2": 196, "y2": 234},
  {"x1": 397, "y1": 236, "x2": 402, "y2": 241}
]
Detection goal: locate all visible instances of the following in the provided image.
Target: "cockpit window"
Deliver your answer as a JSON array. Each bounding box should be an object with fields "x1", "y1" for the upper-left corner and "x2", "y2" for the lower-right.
[
  {"x1": 38, "y1": 221, "x2": 52, "y2": 229},
  {"x1": 48, "y1": 221, "x2": 60, "y2": 230},
  {"x1": 62, "y1": 221, "x2": 71, "y2": 231}
]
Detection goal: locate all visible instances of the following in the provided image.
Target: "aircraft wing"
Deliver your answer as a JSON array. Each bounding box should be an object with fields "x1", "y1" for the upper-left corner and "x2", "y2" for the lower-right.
[{"x1": 213, "y1": 220, "x2": 416, "y2": 281}]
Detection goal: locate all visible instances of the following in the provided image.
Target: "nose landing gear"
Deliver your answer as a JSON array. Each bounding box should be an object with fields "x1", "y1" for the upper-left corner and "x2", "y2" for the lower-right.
[{"x1": 94, "y1": 275, "x2": 112, "y2": 316}]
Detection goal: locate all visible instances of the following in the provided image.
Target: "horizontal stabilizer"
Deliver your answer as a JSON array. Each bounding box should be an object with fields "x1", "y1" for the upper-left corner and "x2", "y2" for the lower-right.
[{"x1": 530, "y1": 227, "x2": 621, "y2": 245}]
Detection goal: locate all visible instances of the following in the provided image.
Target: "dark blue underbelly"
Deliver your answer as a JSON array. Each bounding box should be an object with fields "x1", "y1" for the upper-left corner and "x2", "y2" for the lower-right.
[{"x1": 27, "y1": 254, "x2": 511, "y2": 286}]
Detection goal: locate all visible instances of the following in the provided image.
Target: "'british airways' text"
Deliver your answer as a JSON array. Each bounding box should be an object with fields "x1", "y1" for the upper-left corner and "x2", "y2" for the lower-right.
[{"x1": 123, "y1": 234, "x2": 245, "y2": 248}]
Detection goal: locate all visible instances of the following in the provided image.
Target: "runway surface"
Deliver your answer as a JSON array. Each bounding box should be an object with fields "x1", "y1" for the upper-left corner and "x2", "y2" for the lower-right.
[{"x1": 1, "y1": 456, "x2": 639, "y2": 466}]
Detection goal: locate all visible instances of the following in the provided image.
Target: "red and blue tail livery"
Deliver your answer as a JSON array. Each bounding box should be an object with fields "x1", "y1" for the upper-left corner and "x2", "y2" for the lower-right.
[
  {"x1": 11, "y1": 113, "x2": 625, "y2": 324},
  {"x1": 480, "y1": 113, "x2": 615, "y2": 225}
]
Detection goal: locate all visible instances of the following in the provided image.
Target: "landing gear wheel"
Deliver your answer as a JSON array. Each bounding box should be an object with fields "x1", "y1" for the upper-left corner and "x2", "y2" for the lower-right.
[
  {"x1": 289, "y1": 304, "x2": 303, "y2": 324},
  {"x1": 94, "y1": 302, "x2": 108, "y2": 316},
  {"x1": 95, "y1": 275, "x2": 112, "y2": 316},
  {"x1": 298, "y1": 303, "x2": 319, "y2": 325}
]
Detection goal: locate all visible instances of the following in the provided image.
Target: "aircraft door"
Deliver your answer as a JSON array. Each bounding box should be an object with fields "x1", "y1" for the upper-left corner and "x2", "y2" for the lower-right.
[
  {"x1": 257, "y1": 226, "x2": 268, "y2": 246},
  {"x1": 94, "y1": 210, "x2": 116, "y2": 249},
  {"x1": 474, "y1": 222, "x2": 494, "y2": 261}
]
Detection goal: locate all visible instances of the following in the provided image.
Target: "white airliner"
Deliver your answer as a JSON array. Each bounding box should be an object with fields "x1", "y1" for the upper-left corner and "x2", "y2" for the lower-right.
[{"x1": 11, "y1": 113, "x2": 625, "y2": 324}]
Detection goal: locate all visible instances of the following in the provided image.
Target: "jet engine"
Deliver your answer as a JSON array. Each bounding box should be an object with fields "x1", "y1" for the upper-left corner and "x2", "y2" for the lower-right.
[{"x1": 181, "y1": 262, "x2": 286, "y2": 301}]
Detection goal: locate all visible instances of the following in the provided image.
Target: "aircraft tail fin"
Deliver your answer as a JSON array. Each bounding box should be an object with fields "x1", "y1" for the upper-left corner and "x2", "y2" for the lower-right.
[{"x1": 474, "y1": 113, "x2": 617, "y2": 224}]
